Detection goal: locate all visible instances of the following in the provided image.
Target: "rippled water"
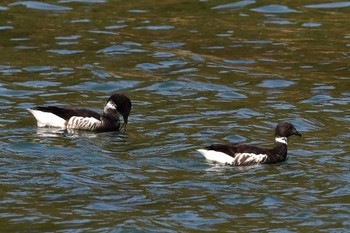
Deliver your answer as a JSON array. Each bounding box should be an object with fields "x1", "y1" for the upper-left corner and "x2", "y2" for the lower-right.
[{"x1": 1, "y1": 0, "x2": 350, "y2": 232}]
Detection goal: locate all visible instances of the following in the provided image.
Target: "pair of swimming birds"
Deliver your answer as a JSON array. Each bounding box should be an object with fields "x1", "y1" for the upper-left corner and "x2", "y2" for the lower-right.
[{"x1": 28, "y1": 93, "x2": 302, "y2": 166}]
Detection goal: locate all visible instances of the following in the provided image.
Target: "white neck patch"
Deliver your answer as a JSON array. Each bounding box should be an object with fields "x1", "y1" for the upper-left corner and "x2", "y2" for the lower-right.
[
  {"x1": 275, "y1": 137, "x2": 288, "y2": 145},
  {"x1": 104, "y1": 101, "x2": 117, "y2": 112}
]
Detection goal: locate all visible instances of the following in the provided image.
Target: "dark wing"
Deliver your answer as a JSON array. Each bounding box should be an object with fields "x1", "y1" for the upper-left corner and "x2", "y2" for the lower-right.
[
  {"x1": 31, "y1": 106, "x2": 100, "y2": 121},
  {"x1": 206, "y1": 143, "x2": 271, "y2": 157},
  {"x1": 205, "y1": 144, "x2": 239, "y2": 157}
]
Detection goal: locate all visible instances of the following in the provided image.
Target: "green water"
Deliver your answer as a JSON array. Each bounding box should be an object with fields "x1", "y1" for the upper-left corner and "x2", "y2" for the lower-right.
[{"x1": 1, "y1": 0, "x2": 349, "y2": 232}]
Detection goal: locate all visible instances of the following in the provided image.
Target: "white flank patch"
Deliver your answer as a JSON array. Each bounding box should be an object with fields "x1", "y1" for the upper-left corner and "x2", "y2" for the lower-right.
[
  {"x1": 232, "y1": 153, "x2": 268, "y2": 166},
  {"x1": 275, "y1": 137, "x2": 288, "y2": 145},
  {"x1": 67, "y1": 116, "x2": 101, "y2": 130},
  {"x1": 197, "y1": 149, "x2": 268, "y2": 166},
  {"x1": 28, "y1": 109, "x2": 66, "y2": 128},
  {"x1": 197, "y1": 149, "x2": 235, "y2": 165}
]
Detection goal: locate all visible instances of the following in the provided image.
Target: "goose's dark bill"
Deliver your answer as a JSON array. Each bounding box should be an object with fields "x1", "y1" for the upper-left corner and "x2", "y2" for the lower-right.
[
  {"x1": 120, "y1": 123, "x2": 127, "y2": 131},
  {"x1": 107, "y1": 93, "x2": 131, "y2": 132}
]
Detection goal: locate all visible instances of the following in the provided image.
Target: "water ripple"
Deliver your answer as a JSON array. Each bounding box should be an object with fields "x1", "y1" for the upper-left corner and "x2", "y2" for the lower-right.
[
  {"x1": 258, "y1": 79, "x2": 295, "y2": 88},
  {"x1": 59, "y1": 0, "x2": 106, "y2": 3},
  {"x1": 212, "y1": 0, "x2": 255, "y2": 10},
  {"x1": 47, "y1": 49, "x2": 84, "y2": 55},
  {"x1": 251, "y1": 4, "x2": 300, "y2": 13},
  {"x1": 98, "y1": 44, "x2": 147, "y2": 55},
  {"x1": 134, "y1": 25, "x2": 175, "y2": 30},
  {"x1": 65, "y1": 80, "x2": 140, "y2": 92},
  {"x1": 9, "y1": 1, "x2": 72, "y2": 11},
  {"x1": 0, "y1": 26, "x2": 13, "y2": 30},
  {"x1": 136, "y1": 60, "x2": 187, "y2": 71},
  {"x1": 14, "y1": 80, "x2": 61, "y2": 88},
  {"x1": 305, "y1": 2, "x2": 350, "y2": 9}
]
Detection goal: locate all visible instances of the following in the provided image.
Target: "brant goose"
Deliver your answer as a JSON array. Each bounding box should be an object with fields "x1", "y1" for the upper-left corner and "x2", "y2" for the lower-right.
[
  {"x1": 28, "y1": 94, "x2": 131, "y2": 132},
  {"x1": 197, "y1": 121, "x2": 301, "y2": 166}
]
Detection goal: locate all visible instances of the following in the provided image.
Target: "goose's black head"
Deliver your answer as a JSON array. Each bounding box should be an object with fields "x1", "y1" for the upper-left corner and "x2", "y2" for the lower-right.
[
  {"x1": 105, "y1": 94, "x2": 132, "y2": 127},
  {"x1": 275, "y1": 121, "x2": 302, "y2": 138}
]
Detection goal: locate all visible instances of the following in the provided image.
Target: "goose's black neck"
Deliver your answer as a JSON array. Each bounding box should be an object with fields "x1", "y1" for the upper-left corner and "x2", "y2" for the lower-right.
[
  {"x1": 100, "y1": 109, "x2": 120, "y2": 131},
  {"x1": 271, "y1": 137, "x2": 288, "y2": 162}
]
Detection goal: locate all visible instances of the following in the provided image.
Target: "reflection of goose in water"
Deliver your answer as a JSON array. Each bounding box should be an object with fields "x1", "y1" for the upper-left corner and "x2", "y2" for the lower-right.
[
  {"x1": 28, "y1": 94, "x2": 131, "y2": 132},
  {"x1": 35, "y1": 127, "x2": 98, "y2": 138}
]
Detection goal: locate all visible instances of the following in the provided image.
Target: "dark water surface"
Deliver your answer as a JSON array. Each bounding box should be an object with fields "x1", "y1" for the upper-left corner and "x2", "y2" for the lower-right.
[{"x1": 1, "y1": 0, "x2": 350, "y2": 232}]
